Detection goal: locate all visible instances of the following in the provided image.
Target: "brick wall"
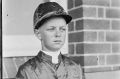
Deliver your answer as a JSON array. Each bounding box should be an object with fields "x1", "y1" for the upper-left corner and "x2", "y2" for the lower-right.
[{"x1": 67, "y1": 0, "x2": 120, "y2": 73}]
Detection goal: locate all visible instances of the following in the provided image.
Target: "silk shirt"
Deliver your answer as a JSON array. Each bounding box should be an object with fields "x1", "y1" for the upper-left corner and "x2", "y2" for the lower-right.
[{"x1": 16, "y1": 51, "x2": 85, "y2": 79}]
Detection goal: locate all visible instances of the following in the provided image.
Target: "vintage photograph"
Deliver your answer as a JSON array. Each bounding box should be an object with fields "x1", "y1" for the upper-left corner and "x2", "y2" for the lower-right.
[{"x1": 2, "y1": 0, "x2": 120, "y2": 79}]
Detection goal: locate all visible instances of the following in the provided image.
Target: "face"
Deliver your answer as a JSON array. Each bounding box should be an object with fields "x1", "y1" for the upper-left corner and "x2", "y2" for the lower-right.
[{"x1": 35, "y1": 17, "x2": 67, "y2": 52}]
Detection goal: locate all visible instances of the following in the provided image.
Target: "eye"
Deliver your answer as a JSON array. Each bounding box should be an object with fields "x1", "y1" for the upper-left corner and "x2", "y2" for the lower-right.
[
  {"x1": 46, "y1": 27, "x2": 55, "y2": 31},
  {"x1": 60, "y1": 27, "x2": 66, "y2": 31}
]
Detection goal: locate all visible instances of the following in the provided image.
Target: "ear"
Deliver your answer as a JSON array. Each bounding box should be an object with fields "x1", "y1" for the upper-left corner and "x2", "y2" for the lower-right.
[{"x1": 34, "y1": 29, "x2": 41, "y2": 40}]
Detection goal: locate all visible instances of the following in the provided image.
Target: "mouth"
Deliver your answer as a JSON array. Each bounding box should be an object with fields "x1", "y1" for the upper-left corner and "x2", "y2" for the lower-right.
[{"x1": 53, "y1": 40, "x2": 62, "y2": 43}]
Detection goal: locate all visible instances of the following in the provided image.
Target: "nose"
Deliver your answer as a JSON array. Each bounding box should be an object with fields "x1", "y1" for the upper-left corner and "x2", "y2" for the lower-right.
[{"x1": 55, "y1": 30, "x2": 61, "y2": 37}]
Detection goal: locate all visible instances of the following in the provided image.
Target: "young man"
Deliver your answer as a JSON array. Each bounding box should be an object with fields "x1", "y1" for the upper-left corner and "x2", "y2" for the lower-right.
[{"x1": 16, "y1": 2, "x2": 85, "y2": 79}]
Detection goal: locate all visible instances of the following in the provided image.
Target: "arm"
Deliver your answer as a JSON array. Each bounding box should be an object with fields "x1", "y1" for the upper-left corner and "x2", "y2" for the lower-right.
[
  {"x1": 16, "y1": 66, "x2": 28, "y2": 79},
  {"x1": 67, "y1": 64, "x2": 85, "y2": 79},
  {"x1": 78, "y1": 64, "x2": 85, "y2": 79}
]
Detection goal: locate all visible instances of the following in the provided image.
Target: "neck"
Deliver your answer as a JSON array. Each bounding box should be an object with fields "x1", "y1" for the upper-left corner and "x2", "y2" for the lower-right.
[{"x1": 42, "y1": 50, "x2": 60, "y2": 57}]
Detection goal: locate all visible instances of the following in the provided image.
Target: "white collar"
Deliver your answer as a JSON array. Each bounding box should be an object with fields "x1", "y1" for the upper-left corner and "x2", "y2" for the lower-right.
[{"x1": 41, "y1": 50, "x2": 60, "y2": 64}]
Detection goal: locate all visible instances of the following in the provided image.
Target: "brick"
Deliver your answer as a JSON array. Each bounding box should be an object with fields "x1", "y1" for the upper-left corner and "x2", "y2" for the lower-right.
[
  {"x1": 3, "y1": 57, "x2": 17, "y2": 78},
  {"x1": 98, "y1": 31, "x2": 105, "y2": 42},
  {"x1": 76, "y1": 43, "x2": 84, "y2": 54},
  {"x1": 68, "y1": 7, "x2": 83, "y2": 19},
  {"x1": 82, "y1": 0, "x2": 110, "y2": 6},
  {"x1": 83, "y1": 7, "x2": 96, "y2": 17},
  {"x1": 84, "y1": 56, "x2": 98, "y2": 66},
  {"x1": 111, "y1": 0, "x2": 120, "y2": 7},
  {"x1": 75, "y1": 0, "x2": 82, "y2": 7},
  {"x1": 112, "y1": 44, "x2": 120, "y2": 53},
  {"x1": 98, "y1": 55, "x2": 105, "y2": 65},
  {"x1": 68, "y1": 32, "x2": 84, "y2": 42},
  {"x1": 84, "y1": 43, "x2": 111, "y2": 54},
  {"x1": 84, "y1": 67, "x2": 111, "y2": 73},
  {"x1": 106, "y1": 8, "x2": 120, "y2": 18},
  {"x1": 75, "y1": 20, "x2": 83, "y2": 30},
  {"x1": 84, "y1": 19, "x2": 110, "y2": 30},
  {"x1": 68, "y1": 44, "x2": 75, "y2": 54},
  {"x1": 98, "y1": 8, "x2": 104, "y2": 18},
  {"x1": 69, "y1": 56, "x2": 84, "y2": 66},
  {"x1": 112, "y1": 66, "x2": 120, "y2": 71},
  {"x1": 68, "y1": 0, "x2": 74, "y2": 9},
  {"x1": 68, "y1": 21, "x2": 74, "y2": 31},
  {"x1": 14, "y1": 57, "x2": 26, "y2": 68},
  {"x1": 106, "y1": 32, "x2": 120, "y2": 42},
  {"x1": 112, "y1": 20, "x2": 120, "y2": 30},
  {"x1": 84, "y1": 31, "x2": 97, "y2": 42},
  {"x1": 107, "y1": 55, "x2": 120, "y2": 65}
]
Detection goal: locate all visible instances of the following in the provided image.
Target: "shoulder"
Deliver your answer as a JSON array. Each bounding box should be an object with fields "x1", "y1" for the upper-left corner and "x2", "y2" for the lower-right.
[
  {"x1": 62, "y1": 54, "x2": 83, "y2": 69},
  {"x1": 62, "y1": 54, "x2": 78, "y2": 65},
  {"x1": 18, "y1": 56, "x2": 40, "y2": 71},
  {"x1": 62, "y1": 54, "x2": 82, "y2": 69},
  {"x1": 62, "y1": 55, "x2": 84, "y2": 79},
  {"x1": 16, "y1": 56, "x2": 40, "y2": 78}
]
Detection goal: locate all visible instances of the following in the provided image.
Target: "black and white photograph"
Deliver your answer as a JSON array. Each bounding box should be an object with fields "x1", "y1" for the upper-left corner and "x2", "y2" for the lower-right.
[{"x1": 2, "y1": 0, "x2": 120, "y2": 79}]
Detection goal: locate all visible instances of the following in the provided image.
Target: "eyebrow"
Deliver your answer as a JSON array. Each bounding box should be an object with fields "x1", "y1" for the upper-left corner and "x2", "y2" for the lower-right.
[
  {"x1": 48, "y1": 25, "x2": 66, "y2": 28},
  {"x1": 49, "y1": 26, "x2": 55, "y2": 27},
  {"x1": 60, "y1": 26, "x2": 66, "y2": 28}
]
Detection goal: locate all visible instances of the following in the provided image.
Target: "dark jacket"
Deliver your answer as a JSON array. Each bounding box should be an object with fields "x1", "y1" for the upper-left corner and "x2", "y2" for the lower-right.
[{"x1": 16, "y1": 51, "x2": 85, "y2": 79}]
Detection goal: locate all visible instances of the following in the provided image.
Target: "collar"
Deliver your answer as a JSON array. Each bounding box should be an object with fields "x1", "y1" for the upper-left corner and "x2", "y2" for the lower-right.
[
  {"x1": 42, "y1": 50, "x2": 60, "y2": 63},
  {"x1": 37, "y1": 51, "x2": 64, "y2": 64}
]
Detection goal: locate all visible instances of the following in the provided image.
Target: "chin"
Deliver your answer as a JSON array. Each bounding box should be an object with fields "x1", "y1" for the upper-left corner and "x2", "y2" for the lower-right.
[
  {"x1": 51, "y1": 46, "x2": 62, "y2": 51},
  {"x1": 54, "y1": 44, "x2": 63, "y2": 48},
  {"x1": 53, "y1": 47, "x2": 61, "y2": 50}
]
